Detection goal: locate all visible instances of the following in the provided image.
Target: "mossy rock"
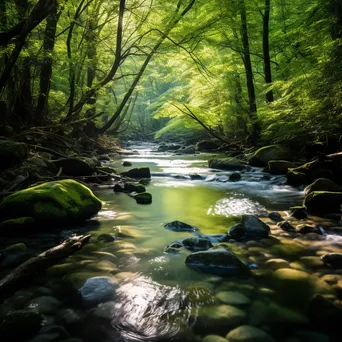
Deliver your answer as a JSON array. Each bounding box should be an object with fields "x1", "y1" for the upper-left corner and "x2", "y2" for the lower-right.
[
  {"x1": 208, "y1": 158, "x2": 248, "y2": 171},
  {"x1": 0, "y1": 217, "x2": 35, "y2": 234},
  {"x1": 265, "y1": 160, "x2": 296, "y2": 175},
  {"x1": 0, "y1": 179, "x2": 102, "y2": 226},
  {"x1": 249, "y1": 145, "x2": 292, "y2": 167},
  {"x1": 113, "y1": 182, "x2": 145, "y2": 193},
  {"x1": 226, "y1": 325, "x2": 275, "y2": 342},
  {"x1": 0, "y1": 140, "x2": 28, "y2": 169},
  {"x1": 303, "y1": 191, "x2": 342, "y2": 215},
  {"x1": 134, "y1": 192, "x2": 152, "y2": 204},
  {"x1": 286, "y1": 170, "x2": 307, "y2": 186},
  {"x1": 229, "y1": 172, "x2": 241, "y2": 181},
  {"x1": 304, "y1": 178, "x2": 341, "y2": 195},
  {"x1": 228, "y1": 215, "x2": 270, "y2": 240}
]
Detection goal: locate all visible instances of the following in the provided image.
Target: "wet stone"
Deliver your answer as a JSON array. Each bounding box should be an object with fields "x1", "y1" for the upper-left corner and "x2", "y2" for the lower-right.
[
  {"x1": 277, "y1": 221, "x2": 295, "y2": 232},
  {"x1": 215, "y1": 291, "x2": 251, "y2": 306},
  {"x1": 79, "y1": 276, "x2": 118, "y2": 307},
  {"x1": 268, "y1": 212, "x2": 283, "y2": 222},
  {"x1": 226, "y1": 325, "x2": 275, "y2": 342},
  {"x1": 164, "y1": 220, "x2": 198, "y2": 232},
  {"x1": 27, "y1": 296, "x2": 62, "y2": 315},
  {"x1": 202, "y1": 335, "x2": 228, "y2": 342}
]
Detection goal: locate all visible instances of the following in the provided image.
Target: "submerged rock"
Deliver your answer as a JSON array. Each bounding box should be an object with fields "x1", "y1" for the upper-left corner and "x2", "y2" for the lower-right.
[
  {"x1": 226, "y1": 325, "x2": 275, "y2": 342},
  {"x1": 121, "y1": 167, "x2": 151, "y2": 179},
  {"x1": 228, "y1": 215, "x2": 270, "y2": 240},
  {"x1": 196, "y1": 304, "x2": 246, "y2": 333},
  {"x1": 249, "y1": 145, "x2": 292, "y2": 167},
  {"x1": 0, "y1": 179, "x2": 102, "y2": 228},
  {"x1": 122, "y1": 161, "x2": 132, "y2": 167},
  {"x1": 216, "y1": 291, "x2": 251, "y2": 306},
  {"x1": 181, "y1": 237, "x2": 213, "y2": 251},
  {"x1": 0, "y1": 139, "x2": 28, "y2": 169},
  {"x1": 185, "y1": 244, "x2": 250, "y2": 276},
  {"x1": 79, "y1": 276, "x2": 118, "y2": 307},
  {"x1": 164, "y1": 220, "x2": 198, "y2": 232}
]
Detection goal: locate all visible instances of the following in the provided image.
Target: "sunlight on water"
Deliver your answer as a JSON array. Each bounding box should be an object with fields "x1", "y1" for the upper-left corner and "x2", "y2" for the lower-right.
[
  {"x1": 154, "y1": 180, "x2": 196, "y2": 188},
  {"x1": 95, "y1": 210, "x2": 117, "y2": 220},
  {"x1": 207, "y1": 195, "x2": 267, "y2": 217}
]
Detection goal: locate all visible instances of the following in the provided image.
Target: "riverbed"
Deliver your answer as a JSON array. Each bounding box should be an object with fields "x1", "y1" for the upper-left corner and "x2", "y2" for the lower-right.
[{"x1": 1, "y1": 143, "x2": 342, "y2": 342}]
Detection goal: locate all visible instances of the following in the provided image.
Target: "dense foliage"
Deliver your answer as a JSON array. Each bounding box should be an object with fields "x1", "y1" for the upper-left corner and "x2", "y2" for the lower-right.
[{"x1": 0, "y1": 0, "x2": 341, "y2": 147}]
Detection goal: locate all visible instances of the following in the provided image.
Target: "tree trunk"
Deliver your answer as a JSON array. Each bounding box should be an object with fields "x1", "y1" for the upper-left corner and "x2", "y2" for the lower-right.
[
  {"x1": 98, "y1": 0, "x2": 196, "y2": 133},
  {"x1": 36, "y1": 1, "x2": 59, "y2": 122},
  {"x1": 263, "y1": 0, "x2": 273, "y2": 103},
  {"x1": 238, "y1": 0, "x2": 259, "y2": 141}
]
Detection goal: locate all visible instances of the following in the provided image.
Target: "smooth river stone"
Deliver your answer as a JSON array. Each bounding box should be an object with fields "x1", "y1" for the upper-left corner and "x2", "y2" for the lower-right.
[
  {"x1": 196, "y1": 305, "x2": 246, "y2": 333},
  {"x1": 202, "y1": 335, "x2": 228, "y2": 342},
  {"x1": 215, "y1": 291, "x2": 251, "y2": 306},
  {"x1": 226, "y1": 325, "x2": 275, "y2": 342},
  {"x1": 79, "y1": 276, "x2": 118, "y2": 307},
  {"x1": 27, "y1": 296, "x2": 62, "y2": 314}
]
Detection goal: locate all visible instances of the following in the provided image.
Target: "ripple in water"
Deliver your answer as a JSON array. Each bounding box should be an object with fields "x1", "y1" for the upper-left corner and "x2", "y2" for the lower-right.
[{"x1": 207, "y1": 195, "x2": 267, "y2": 216}]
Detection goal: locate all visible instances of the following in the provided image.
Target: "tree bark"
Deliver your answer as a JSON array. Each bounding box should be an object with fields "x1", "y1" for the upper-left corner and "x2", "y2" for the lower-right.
[
  {"x1": 0, "y1": 235, "x2": 91, "y2": 303},
  {"x1": 36, "y1": 1, "x2": 59, "y2": 122},
  {"x1": 238, "y1": 0, "x2": 259, "y2": 141},
  {"x1": 263, "y1": 0, "x2": 273, "y2": 103}
]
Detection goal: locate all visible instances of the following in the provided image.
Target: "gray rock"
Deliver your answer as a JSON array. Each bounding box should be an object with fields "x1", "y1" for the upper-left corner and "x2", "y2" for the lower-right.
[
  {"x1": 79, "y1": 276, "x2": 118, "y2": 307},
  {"x1": 229, "y1": 215, "x2": 270, "y2": 240}
]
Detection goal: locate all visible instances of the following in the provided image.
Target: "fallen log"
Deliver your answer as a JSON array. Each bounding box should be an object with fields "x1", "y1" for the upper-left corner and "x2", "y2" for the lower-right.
[{"x1": 0, "y1": 234, "x2": 91, "y2": 303}]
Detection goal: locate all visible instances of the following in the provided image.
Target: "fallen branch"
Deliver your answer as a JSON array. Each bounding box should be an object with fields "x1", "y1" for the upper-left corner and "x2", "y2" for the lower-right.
[{"x1": 0, "y1": 234, "x2": 91, "y2": 303}]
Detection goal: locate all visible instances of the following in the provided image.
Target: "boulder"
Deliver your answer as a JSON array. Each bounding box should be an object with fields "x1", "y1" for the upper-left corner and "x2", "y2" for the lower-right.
[
  {"x1": 196, "y1": 140, "x2": 220, "y2": 151},
  {"x1": 52, "y1": 158, "x2": 95, "y2": 176},
  {"x1": 296, "y1": 224, "x2": 322, "y2": 235},
  {"x1": 27, "y1": 296, "x2": 62, "y2": 315},
  {"x1": 182, "y1": 237, "x2": 213, "y2": 251},
  {"x1": 122, "y1": 161, "x2": 132, "y2": 167},
  {"x1": 0, "y1": 311, "x2": 43, "y2": 341},
  {"x1": 265, "y1": 160, "x2": 296, "y2": 175},
  {"x1": 289, "y1": 206, "x2": 307, "y2": 219},
  {"x1": 249, "y1": 145, "x2": 292, "y2": 167},
  {"x1": 134, "y1": 192, "x2": 152, "y2": 204},
  {"x1": 268, "y1": 212, "x2": 283, "y2": 222},
  {"x1": 304, "y1": 191, "x2": 342, "y2": 215},
  {"x1": 226, "y1": 325, "x2": 275, "y2": 342},
  {"x1": 0, "y1": 179, "x2": 102, "y2": 226},
  {"x1": 0, "y1": 139, "x2": 28, "y2": 169},
  {"x1": 321, "y1": 253, "x2": 342, "y2": 269},
  {"x1": 209, "y1": 158, "x2": 248, "y2": 171},
  {"x1": 185, "y1": 244, "x2": 250, "y2": 276},
  {"x1": 215, "y1": 291, "x2": 251, "y2": 306},
  {"x1": 286, "y1": 170, "x2": 307, "y2": 186},
  {"x1": 277, "y1": 220, "x2": 295, "y2": 232},
  {"x1": 304, "y1": 178, "x2": 341, "y2": 195},
  {"x1": 79, "y1": 276, "x2": 118, "y2": 307},
  {"x1": 164, "y1": 220, "x2": 198, "y2": 232},
  {"x1": 228, "y1": 215, "x2": 270, "y2": 240},
  {"x1": 179, "y1": 146, "x2": 196, "y2": 154},
  {"x1": 121, "y1": 167, "x2": 151, "y2": 179}
]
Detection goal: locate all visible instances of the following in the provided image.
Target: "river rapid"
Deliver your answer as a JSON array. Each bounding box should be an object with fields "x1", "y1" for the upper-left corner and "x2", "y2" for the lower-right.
[{"x1": 1, "y1": 142, "x2": 342, "y2": 342}]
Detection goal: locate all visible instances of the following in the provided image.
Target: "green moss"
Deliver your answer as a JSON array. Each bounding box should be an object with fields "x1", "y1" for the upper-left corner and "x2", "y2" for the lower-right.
[
  {"x1": 0, "y1": 179, "x2": 102, "y2": 225},
  {"x1": 3, "y1": 243, "x2": 27, "y2": 253},
  {"x1": 250, "y1": 145, "x2": 292, "y2": 167},
  {"x1": 0, "y1": 217, "x2": 35, "y2": 233},
  {"x1": 304, "y1": 191, "x2": 342, "y2": 215}
]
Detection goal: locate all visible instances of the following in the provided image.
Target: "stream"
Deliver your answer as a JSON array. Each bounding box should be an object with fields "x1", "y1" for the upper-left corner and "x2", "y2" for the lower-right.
[{"x1": 1, "y1": 142, "x2": 342, "y2": 342}]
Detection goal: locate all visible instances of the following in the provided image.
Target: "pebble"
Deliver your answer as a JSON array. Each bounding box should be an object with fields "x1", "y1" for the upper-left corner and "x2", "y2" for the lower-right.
[{"x1": 216, "y1": 291, "x2": 251, "y2": 306}]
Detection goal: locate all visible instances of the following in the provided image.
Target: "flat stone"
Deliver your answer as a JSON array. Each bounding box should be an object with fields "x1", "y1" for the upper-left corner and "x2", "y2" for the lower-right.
[
  {"x1": 216, "y1": 291, "x2": 251, "y2": 306},
  {"x1": 226, "y1": 325, "x2": 275, "y2": 342}
]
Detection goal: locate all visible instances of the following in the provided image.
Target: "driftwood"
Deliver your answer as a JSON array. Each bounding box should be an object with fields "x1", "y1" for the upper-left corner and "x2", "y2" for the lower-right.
[{"x1": 0, "y1": 234, "x2": 91, "y2": 303}]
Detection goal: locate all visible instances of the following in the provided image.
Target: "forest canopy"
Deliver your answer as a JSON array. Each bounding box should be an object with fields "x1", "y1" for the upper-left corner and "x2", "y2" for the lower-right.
[{"x1": 0, "y1": 0, "x2": 341, "y2": 147}]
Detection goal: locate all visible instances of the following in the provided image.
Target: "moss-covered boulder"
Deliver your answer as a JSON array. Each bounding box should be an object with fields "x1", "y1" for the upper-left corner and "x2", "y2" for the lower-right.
[
  {"x1": 304, "y1": 191, "x2": 342, "y2": 215},
  {"x1": 286, "y1": 170, "x2": 307, "y2": 186},
  {"x1": 229, "y1": 172, "x2": 241, "y2": 181},
  {"x1": 0, "y1": 139, "x2": 28, "y2": 169},
  {"x1": 134, "y1": 192, "x2": 152, "y2": 204},
  {"x1": 0, "y1": 179, "x2": 102, "y2": 227},
  {"x1": 185, "y1": 244, "x2": 250, "y2": 276},
  {"x1": 249, "y1": 145, "x2": 292, "y2": 167},
  {"x1": 113, "y1": 182, "x2": 146, "y2": 193},
  {"x1": 182, "y1": 237, "x2": 213, "y2": 251},
  {"x1": 226, "y1": 325, "x2": 275, "y2": 342},
  {"x1": 265, "y1": 160, "x2": 296, "y2": 175},
  {"x1": 209, "y1": 158, "x2": 248, "y2": 171},
  {"x1": 196, "y1": 140, "x2": 220, "y2": 151},
  {"x1": 304, "y1": 178, "x2": 341, "y2": 195}
]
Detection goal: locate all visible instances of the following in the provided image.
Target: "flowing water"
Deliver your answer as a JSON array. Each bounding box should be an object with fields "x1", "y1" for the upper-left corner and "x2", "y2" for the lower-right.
[{"x1": 2, "y1": 143, "x2": 342, "y2": 342}]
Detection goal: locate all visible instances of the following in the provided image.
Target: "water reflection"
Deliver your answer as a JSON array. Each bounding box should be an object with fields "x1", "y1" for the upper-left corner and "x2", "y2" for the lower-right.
[{"x1": 207, "y1": 195, "x2": 267, "y2": 217}]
